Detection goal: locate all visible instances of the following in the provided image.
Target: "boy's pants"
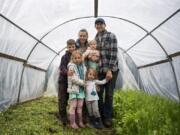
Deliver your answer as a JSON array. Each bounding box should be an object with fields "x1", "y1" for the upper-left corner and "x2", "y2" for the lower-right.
[{"x1": 58, "y1": 81, "x2": 68, "y2": 121}]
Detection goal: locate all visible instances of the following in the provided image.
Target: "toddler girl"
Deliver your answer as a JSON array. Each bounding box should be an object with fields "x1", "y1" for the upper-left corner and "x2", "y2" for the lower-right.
[{"x1": 85, "y1": 68, "x2": 107, "y2": 129}]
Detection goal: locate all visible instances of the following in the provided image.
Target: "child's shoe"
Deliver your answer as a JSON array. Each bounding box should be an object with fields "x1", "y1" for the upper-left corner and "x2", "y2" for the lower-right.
[
  {"x1": 87, "y1": 116, "x2": 95, "y2": 128},
  {"x1": 94, "y1": 117, "x2": 104, "y2": 129},
  {"x1": 79, "y1": 122, "x2": 85, "y2": 128},
  {"x1": 77, "y1": 113, "x2": 85, "y2": 128},
  {"x1": 71, "y1": 123, "x2": 79, "y2": 129},
  {"x1": 69, "y1": 114, "x2": 79, "y2": 129}
]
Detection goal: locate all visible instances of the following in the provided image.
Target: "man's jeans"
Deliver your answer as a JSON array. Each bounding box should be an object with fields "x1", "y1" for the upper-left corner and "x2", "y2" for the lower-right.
[{"x1": 98, "y1": 70, "x2": 119, "y2": 120}]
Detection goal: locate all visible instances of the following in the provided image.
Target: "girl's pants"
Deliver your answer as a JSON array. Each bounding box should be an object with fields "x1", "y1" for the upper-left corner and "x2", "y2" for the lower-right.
[{"x1": 86, "y1": 100, "x2": 100, "y2": 117}]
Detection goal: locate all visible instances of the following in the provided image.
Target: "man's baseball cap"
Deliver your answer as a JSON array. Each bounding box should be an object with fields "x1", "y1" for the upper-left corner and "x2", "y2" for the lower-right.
[{"x1": 95, "y1": 18, "x2": 105, "y2": 25}]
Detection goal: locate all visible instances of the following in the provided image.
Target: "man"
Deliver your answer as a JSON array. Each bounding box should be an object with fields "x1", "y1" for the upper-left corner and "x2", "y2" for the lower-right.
[{"x1": 95, "y1": 18, "x2": 119, "y2": 128}]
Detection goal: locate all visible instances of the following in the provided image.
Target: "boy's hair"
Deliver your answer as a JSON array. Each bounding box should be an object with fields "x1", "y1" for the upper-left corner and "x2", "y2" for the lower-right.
[
  {"x1": 71, "y1": 50, "x2": 83, "y2": 63},
  {"x1": 88, "y1": 39, "x2": 97, "y2": 45},
  {"x1": 66, "y1": 39, "x2": 76, "y2": 46},
  {"x1": 85, "y1": 68, "x2": 97, "y2": 80}
]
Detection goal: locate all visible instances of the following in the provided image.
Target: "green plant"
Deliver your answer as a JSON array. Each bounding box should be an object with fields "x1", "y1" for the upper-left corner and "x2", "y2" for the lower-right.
[
  {"x1": 113, "y1": 90, "x2": 180, "y2": 135},
  {"x1": 0, "y1": 97, "x2": 114, "y2": 135}
]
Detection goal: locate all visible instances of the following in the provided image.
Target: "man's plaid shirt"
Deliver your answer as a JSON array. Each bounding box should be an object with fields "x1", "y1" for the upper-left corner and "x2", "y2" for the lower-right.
[{"x1": 95, "y1": 30, "x2": 118, "y2": 73}]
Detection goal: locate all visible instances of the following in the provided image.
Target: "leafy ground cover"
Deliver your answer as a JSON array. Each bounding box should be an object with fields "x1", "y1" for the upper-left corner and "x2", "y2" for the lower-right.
[
  {"x1": 0, "y1": 97, "x2": 114, "y2": 135},
  {"x1": 0, "y1": 90, "x2": 180, "y2": 135},
  {"x1": 113, "y1": 90, "x2": 180, "y2": 135}
]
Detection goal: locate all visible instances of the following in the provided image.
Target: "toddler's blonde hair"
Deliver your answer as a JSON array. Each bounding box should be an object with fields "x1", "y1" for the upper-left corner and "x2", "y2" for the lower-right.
[{"x1": 88, "y1": 40, "x2": 97, "y2": 46}]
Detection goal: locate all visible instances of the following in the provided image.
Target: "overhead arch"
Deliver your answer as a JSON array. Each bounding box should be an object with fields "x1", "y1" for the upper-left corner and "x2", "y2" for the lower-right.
[
  {"x1": 41, "y1": 15, "x2": 180, "y2": 100},
  {"x1": 5, "y1": 14, "x2": 178, "y2": 102}
]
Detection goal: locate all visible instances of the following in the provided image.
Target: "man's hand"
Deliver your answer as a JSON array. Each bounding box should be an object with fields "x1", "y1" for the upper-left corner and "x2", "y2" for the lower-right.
[{"x1": 106, "y1": 70, "x2": 113, "y2": 81}]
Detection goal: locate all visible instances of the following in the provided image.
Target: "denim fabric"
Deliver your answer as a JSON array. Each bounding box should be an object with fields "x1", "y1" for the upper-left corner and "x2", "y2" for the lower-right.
[{"x1": 98, "y1": 70, "x2": 119, "y2": 119}]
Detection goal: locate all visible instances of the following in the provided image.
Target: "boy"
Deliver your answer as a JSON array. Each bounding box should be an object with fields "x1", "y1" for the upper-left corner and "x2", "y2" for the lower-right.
[{"x1": 58, "y1": 39, "x2": 76, "y2": 125}]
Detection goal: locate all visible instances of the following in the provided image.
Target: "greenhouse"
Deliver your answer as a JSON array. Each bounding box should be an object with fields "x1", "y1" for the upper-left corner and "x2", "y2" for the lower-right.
[{"x1": 0, "y1": 0, "x2": 180, "y2": 135}]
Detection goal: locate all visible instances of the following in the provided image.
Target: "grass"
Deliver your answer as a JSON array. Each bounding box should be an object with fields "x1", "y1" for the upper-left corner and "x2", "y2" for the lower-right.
[
  {"x1": 0, "y1": 97, "x2": 114, "y2": 135},
  {"x1": 0, "y1": 90, "x2": 180, "y2": 135}
]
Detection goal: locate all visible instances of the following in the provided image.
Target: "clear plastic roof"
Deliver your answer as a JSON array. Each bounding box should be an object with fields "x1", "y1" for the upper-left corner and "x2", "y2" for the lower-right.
[{"x1": 0, "y1": 0, "x2": 180, "y2": 69}]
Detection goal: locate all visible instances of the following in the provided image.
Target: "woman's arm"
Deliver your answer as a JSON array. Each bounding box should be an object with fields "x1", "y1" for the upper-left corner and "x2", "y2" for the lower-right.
[{"x1": 83, "y1": 49, "x2": 90, "y2": 58}]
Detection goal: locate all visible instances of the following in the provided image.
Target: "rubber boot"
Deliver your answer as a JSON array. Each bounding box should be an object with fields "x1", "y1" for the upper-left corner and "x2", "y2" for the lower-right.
[
  {"x1": 69, "y1": 114, "x2": 79, "y2": 129},
  {"x1": 85, "y1": 116, "x2": 95, "y2": 128},
  {"x1": 77, "y1": 113, "x2": 85, "y2": 128}
]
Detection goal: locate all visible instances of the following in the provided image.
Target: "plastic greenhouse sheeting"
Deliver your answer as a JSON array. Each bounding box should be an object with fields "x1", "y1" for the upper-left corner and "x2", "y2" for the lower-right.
[
  {"x1": 0, "y1": 0, "x2": 180, "y2": 111},
  {"x1": 173, "y1": 56, "x2": 180, "y2": 96},
  {"x1": 0, "y1": 16, "x2": 37, "y2": 59},
  {"x1": 0, "y1": 58, "x2": 23, "y2": 108},
  {"x1": 153, "y1": 12, "x2": 180, "y2": 55},
  {"x1": 139, "y1": 63, "x2": 179, "y2": 101}
]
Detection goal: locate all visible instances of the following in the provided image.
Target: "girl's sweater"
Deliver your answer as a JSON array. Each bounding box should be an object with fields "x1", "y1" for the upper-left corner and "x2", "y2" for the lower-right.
[
  {"x1": 85, "y1": 79, "x2": 107, "y2": 101},
  {"x1": 67, "y1": 62, "x2": 87, "y2": 93}
]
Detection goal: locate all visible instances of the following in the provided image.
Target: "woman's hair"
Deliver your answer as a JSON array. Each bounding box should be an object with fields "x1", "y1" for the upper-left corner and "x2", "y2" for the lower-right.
[
  {"x1": 85, "y1": 68, "x2": 97, "y2": 80},
  {"x1": 76, "y1": 29, "x2": 89, "y2": 49},
  {"x1": 70, "y1": 50, "x2": 83, "y2": 64},
  {"x1": 78, "y1": 29, "x2": 88, "y2": 37}
]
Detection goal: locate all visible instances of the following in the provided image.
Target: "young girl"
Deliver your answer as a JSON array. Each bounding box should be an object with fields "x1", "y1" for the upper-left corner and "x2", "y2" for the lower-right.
[
  {"x1": 85, "y1": 68, "x2": 107, "y2": 129},
  {"x1": 67, "y1": 50, "x2": 87, "y2": 129},
  {"x1": 83, "y1": 40, "x2": 100, "y2": 72}
]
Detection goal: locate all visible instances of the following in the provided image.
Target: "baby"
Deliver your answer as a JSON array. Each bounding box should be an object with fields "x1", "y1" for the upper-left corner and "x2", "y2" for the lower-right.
[{"x1": 83, "y1": 40, "x2": 100, "y2": 71}]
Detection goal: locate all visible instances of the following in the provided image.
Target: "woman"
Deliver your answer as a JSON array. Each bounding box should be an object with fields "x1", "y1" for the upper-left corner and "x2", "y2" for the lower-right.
[{"x1": 76, "y1": 29, "x2": 89, "y2": 53}]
